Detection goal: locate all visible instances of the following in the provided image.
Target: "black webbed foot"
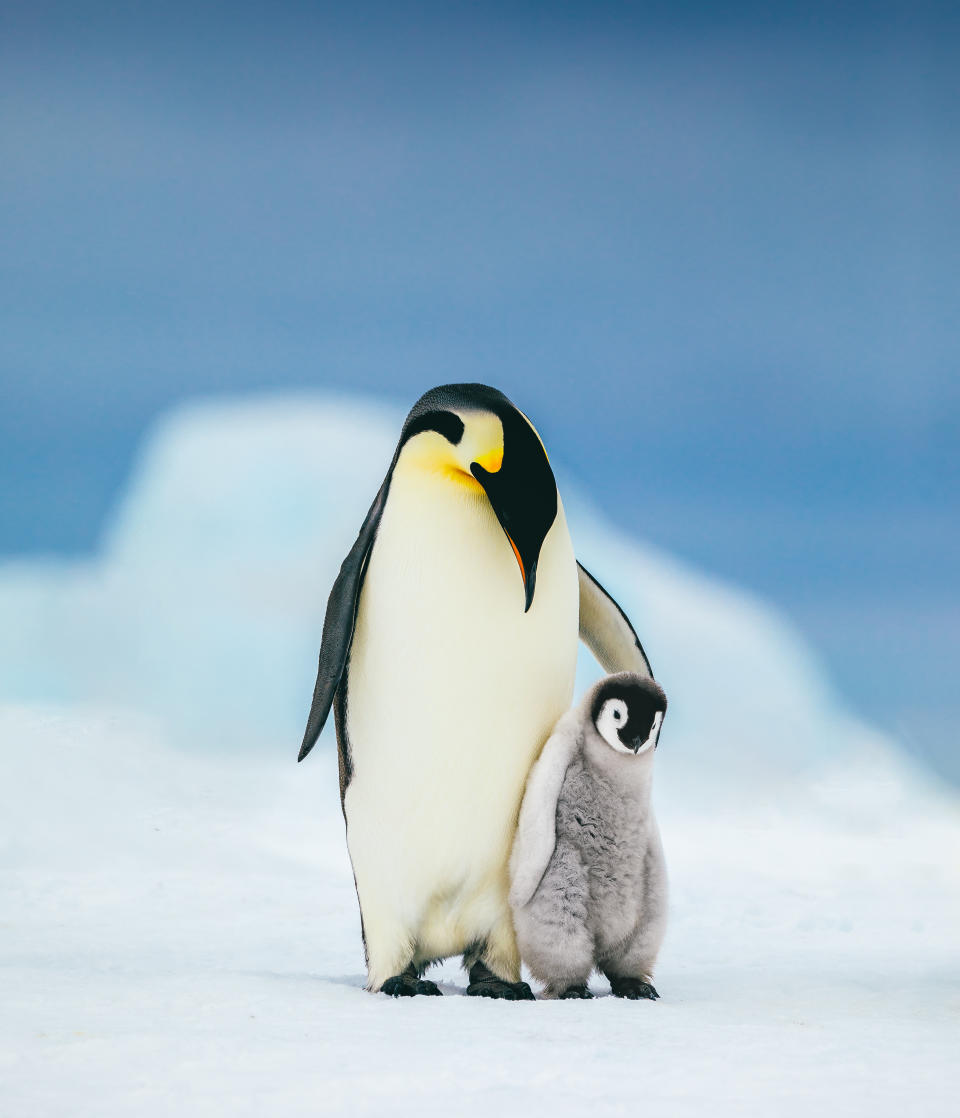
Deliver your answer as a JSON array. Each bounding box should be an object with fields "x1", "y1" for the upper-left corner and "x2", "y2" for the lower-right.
[
  {"x1": 467, "y1": 977, "x2": 535, "y2": 1000},
  {"x1": 559, "y1": 984, "x2": 594, "y2": 999},
  {"x1": 609, "y1": 976, "x2": 659, "y2": 1000},
  {"x1": 466, "y1": 961, "x2": 535, "y2": 1001},
  {"x1": 381, "y1": 965, "x2": 443, "y2": 997},
  {"x1": 381, "y1": 973, "x2": 418, "y2": 997}
]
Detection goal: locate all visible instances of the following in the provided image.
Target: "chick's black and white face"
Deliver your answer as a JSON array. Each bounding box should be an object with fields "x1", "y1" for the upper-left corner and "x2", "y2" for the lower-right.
[{"x1": 592, "y1": 678, "x2": 667, "y2": 756}]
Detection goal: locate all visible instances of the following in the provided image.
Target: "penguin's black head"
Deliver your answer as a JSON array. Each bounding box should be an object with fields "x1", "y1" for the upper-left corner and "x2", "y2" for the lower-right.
[
  {"x1": 396, "y1": 384, "x2": 558, "y2": 612},
  {"x1": 590, "y1": 673, "x2": 667, "y2": 756}
]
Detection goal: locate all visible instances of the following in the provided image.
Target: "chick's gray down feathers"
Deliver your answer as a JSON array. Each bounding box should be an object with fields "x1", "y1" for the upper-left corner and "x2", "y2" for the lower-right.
[{"x1": 509, "y1": 673, "x2": 668, "y2": 997}]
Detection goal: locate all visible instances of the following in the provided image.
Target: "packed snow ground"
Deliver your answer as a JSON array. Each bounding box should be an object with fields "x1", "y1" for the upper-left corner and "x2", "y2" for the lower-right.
[{"x1": 3, "y1": 705, "x2": 958, "y2": 1117}]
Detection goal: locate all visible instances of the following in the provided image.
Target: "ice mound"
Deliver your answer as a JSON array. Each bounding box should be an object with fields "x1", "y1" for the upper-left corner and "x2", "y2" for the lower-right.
[{"x1": 0, "y1": 393, "x2": 923, "y2": 798}]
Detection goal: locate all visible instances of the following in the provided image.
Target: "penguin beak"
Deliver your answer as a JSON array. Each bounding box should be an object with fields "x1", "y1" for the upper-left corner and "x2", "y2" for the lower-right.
[
  {"x1": 468, "y1": 411, "x2": 558, "y2": 616},
  {"x1": 513, "y1": 545, "x2": 538, "y2": 613},
  {"x1": 470, "y1": 462, "x2": 539, "y2": 613},
  {"x1": 500, "y1": 525, "x2": 537, "y2": 611},
  {"x1": 496, "y1": 520, "x2": 538, "y2": 613},
  {"x1": 632, "y1": 712, "x2": 664, "y2": 753}
]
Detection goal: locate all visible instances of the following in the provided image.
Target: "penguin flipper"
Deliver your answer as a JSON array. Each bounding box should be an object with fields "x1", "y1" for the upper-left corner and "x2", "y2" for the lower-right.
[
  {"x1": 298, "y1": 479, "x2": 390, "y2": 762},
  {"x1": 508, "y1": 713, "x2": 580, "y2": 910},
  {"x1": 577, "y1": 561, "x2": 654, "y2": 680}
]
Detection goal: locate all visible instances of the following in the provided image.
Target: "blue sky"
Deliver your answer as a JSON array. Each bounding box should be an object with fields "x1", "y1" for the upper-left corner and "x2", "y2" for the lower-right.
[{"x1": 1, "y1": 2, "x2": 957, "y2": 778}]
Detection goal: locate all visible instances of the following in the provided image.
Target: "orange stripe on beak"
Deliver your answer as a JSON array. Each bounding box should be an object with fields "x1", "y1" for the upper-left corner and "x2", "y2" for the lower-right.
[{"x1": 506, "y1": 533, "x2": 525, "y2": 585}]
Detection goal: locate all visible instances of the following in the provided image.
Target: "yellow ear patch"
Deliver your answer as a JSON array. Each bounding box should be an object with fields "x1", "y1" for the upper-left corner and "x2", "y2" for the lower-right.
[
  {"x1": 472, "y1": 445, "x2": 504, "y2": 474},
  {"x1": 457, "y1": 410, "x2": 505, "y2": 477},
  {"x1": 396, "y1": 410, "x2": 505, "y2": 491}
]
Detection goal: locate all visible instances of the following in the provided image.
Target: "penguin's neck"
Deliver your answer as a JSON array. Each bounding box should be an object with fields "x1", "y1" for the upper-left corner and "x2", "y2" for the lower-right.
[
  {"x1": 388, "y1": 454, "x2": 490, "y2": 522},
  {"x1": 379, "y1": 456, "x2": 529, "y2": 616},
  {"x1": 347, "y1": 452, "x2": 579, "y2": 773},
  {"x1": 583, "y1": 737, "x2": 656, "y2": 812}
]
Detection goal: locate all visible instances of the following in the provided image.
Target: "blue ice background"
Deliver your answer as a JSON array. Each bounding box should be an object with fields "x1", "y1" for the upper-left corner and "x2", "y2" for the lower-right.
[{"x1": 1, "y1": 3, "x2": 957, "y2": 780}]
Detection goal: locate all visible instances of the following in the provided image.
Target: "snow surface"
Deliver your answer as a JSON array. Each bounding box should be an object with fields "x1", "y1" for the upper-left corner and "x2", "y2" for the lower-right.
[
  {"x1": 2, "y1": 395, "x2": 958, "y2": 1114},
  {"x1": 3, "y1": 706, "x2": 958, "y2": 1117}
]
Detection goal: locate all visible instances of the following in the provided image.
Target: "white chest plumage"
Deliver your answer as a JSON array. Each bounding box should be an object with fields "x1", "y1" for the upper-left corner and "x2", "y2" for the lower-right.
[{"x1": 342, "y1": 461, "x2": 579, "y2": 982}]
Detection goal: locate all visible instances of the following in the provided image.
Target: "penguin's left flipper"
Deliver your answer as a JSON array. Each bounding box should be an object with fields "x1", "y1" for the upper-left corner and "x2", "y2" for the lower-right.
[
  {"x1": 577, "y1": 562, "x2": 654, "y2": 680},
  {"x1": 466, "y1": 961, "x2": 535, "y2": 1001},
  {"x1": 299, "y1": 479, "x2": 391, "y2": 763}
]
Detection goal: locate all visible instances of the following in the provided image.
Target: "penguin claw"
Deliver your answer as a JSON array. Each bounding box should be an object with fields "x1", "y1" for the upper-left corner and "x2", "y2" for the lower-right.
[
  {"x1": 466, "y1": 978, "x2": 536, "y2": 1001},
  {"x1": 381, "y1": 973, "x2": 443, "y2": 997},
  {"x1": 465, "y1": 960, "x2": 535, "y2": 1000},
  {"x1": 381, "y1": 974, "x2": 416, "y2": 997},
  {"x1": 559, "y1": 984, "x2": 594, "y2": 999},
  {"x1": 609, "y1": 977, "x2": 659, "y2": 1001}
]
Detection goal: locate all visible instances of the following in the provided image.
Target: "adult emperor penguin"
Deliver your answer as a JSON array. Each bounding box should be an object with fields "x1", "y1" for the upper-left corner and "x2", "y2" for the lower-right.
[{"x1": 298, "y1": 384, "x2": 654, "y2": 998}]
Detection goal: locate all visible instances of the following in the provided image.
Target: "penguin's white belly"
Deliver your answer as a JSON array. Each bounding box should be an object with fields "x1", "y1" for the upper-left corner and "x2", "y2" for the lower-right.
[{"x1": 343, "y1": 472, "x2": 578, "y2": 968}]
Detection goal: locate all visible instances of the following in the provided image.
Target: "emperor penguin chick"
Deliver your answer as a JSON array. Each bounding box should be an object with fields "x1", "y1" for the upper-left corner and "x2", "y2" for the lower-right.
[{"x1": 509, "y1": 672, "x2": 668, "y2": 1000}]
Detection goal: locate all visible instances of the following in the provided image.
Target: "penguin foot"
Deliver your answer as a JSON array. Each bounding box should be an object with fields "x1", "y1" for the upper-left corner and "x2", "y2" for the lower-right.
[
  {"x1": 609, "y1": 976, "x2": 659, "y2": 1000},
  {"x1": 466, "y1": 962, "x2": 535, "y2": 1001},
  {"x1": 558, "y1": 984, "x2": 594, "y2": 999},
  {"x1": 467, "y1": 977, "x2": 535, "y2": 1000},
  {"x1": 381, "y1": 969, "x2": 443, "y2": 997}
]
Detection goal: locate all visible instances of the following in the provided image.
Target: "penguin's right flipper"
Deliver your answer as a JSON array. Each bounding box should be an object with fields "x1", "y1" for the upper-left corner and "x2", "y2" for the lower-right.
[
  {"x1": 577, "y1": 562, "x2": 654, "y2": 680},
  {"x1": 298, "y1": 479, "x2": 390, "y2": 762},
  {"x1": 508, "y1": 711, "x2": 580, "y2": 910}
]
